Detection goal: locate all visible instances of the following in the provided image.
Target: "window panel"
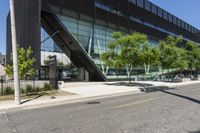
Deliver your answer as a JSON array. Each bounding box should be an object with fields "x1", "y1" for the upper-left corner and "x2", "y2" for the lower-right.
[
  {"x1": 151, "y1": 4, "x2": 157, "y2": 15},
  {"x1": 129, "y1": 0, "x2": 136, "y2": 5},
  {"x1": 136, "y1": 0, "x2": 144, "y2": 8},
  {"x1": 163, "y1": 11, "x2": 168, "y2": 20},
  {"x1": 158, "y1": 8, "x2": 162, "y2": 17},
  {"x1": 168, "y1": 14, "x2": 172, "y2": 22},
  {"x1": 181, "y1": 21, "x2": 184, "y2": 28},
  {"x1": 192, "y1": 27, "x2": 195, "y2": 33},
  {"x1": 173, "y1": 16, "x2": 177, "y2": 25},
  {"x1": 177, "y1": 19, "x2": 181, "y2": 27},
  {"x1": 144, "y1": 0, "x2": 151, "y2": 11}
]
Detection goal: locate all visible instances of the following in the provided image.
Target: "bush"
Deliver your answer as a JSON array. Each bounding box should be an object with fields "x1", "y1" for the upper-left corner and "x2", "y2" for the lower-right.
[
  {"x1": 43, "y1": 83, "x2": 52, "y2": 91},
  {"x1": 4, "y1": 87, "x2": 14, "y2": 95},
  {"x1": 26, "y1": 85, "x2": 33, "y2": 93},
  {"x1": 35, "y1": 87, "x2": 41, "y2": 92}
]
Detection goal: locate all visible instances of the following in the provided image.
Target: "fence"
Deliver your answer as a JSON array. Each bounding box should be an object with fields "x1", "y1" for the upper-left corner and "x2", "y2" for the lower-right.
[{"x1": 0, "y1": 78, "x2": 50, "y2": 96}]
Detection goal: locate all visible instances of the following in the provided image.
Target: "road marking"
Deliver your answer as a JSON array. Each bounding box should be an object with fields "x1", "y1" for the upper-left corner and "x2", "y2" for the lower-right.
[{"x1": 112, "y1": 98, "x2": 157, "y2": 109}]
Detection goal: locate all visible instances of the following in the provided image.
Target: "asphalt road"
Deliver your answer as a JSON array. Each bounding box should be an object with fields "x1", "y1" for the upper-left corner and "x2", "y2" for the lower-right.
[{"x1": 1, "y1": 84, "x2": 200, "y2": 133}]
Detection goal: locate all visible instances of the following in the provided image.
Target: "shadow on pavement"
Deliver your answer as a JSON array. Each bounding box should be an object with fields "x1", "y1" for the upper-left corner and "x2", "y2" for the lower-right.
[
  {"x1": 21, "y1": 92, "x2": 55, "y2": 104},
  {"x1": 139, "y1": 86, "x2": 170, "y2": 92},
  {"x1": 141, "y1": 86, "x2": 200, "y2": 105},
  {"x1": 188, "y1": 130, "x2": 200, "y2": 133},
  {"x1": 160, "y1": 90, "x2": 200, "y2": 105},
  {"x1": 106, "y1": 81, "x2": 200, "y2": 105},
  {"x1": 104, "y1": 82, "x2": 153, "y2": 87}
]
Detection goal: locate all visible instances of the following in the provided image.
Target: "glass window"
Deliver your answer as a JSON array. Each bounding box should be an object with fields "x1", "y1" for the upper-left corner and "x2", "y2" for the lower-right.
[
  {"x1": 129, "y1": 0, "x2": 136, "y2": 5},
  {"x1": 144, "y1": 0, "x2": 151, "y2": 11},
  {"x1": 119, "y1": 26, "x2": 128, "y2": 33},
  {"x1": 163, "y1": 11, "x2": 168, "y2": 20},
  {"x1": 181, "y1": 21, "x2": 184, "y2": 28},
  {"x1": 173, "y1": 16, "x2": 177, "y2": 25},
  {"x1": 168, "y1": 14, "x2": 172, "y2": 22},
  {"x1": 62, "y1": 9, "x2": 78, "y2": 19},
  {"x1": 190, "y1": 25, "x2": 192, "y2": 32},
  {"x1": 190, "y1": 26, "x2": 192, "y2": 32},
  {"x1": 177, "y1": 19, "x2": 180, "y2": 27},
  {"x1": 95, "y1": 19, "x2": 106, "y2": 27},
  {"x1": 184, "y1": 23, "x2": 187, "y2": 30},
  {"x1": 151, "y1": 4, "x2": 157, "y2": 15},
  {"x1": 136, "y1": 0, "x2": 144, "y2": 8},
  {"x1": 186, "y1": 24, "x2": 189, "y2": 31},
  {"x1": 80, "y1": 14, "x2": 93, "y2": 22},
  {"x1": 158, "y1": 8, "x2": 162, "y2": 17},
  {"x1": 108, "y1": 23, "x2": 118, "y2": 30},
  {"x1": 192, "y1": 27, "x2": 195, "y2": 33}
]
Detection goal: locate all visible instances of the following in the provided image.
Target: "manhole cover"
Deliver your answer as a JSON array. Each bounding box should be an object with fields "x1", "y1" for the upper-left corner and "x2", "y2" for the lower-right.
[{"x1": 87, "y1": 101, "x2": 100, "y2": 104}]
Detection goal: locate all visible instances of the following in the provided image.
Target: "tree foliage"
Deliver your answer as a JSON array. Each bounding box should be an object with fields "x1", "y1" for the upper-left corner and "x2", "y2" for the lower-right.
[
  {"x1": 185, "y1": 41, "x2": 200, "y2": 70},
  {"x1": 101, "y1": 32, "x2": 199, "y2": 82},
  {"x1": 140, "y1": 44, "x2": 160, "y2": 75},
  {"x1": 159, "y1": 35, "x2": 188, "y2": 72},
  {"x1": 101, "y1": 32, "x2": 149, "y2": 83},
  {"x1": 5, "y1": 46, "x2": 36, "y2": 79}
]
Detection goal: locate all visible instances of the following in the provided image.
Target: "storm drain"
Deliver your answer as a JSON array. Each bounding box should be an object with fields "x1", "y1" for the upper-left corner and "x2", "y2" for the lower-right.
[{"x1": 87, "y1": 101, "x2": 101, "y2": 104}]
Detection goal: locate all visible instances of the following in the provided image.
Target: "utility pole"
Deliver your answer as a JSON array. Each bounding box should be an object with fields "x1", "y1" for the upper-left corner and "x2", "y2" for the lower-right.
[{"x1": 10, "y1": 0, "x2": 21, "y2": 105}]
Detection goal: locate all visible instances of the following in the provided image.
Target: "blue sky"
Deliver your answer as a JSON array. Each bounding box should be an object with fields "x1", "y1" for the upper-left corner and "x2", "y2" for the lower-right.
[
  {"x1": 149, "y1": 0, "x2": 200, "y2": 29},
  {"x1": 0, "y1": 0, "x2": 9, "y2": 54},
  {"x1": 0, "y1": 0, "x2": 200, "y2": 55}
]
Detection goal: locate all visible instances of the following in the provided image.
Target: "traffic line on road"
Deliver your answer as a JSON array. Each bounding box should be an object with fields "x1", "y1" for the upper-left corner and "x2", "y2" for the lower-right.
[{"x1": 112, "y1": 98, "x2": 157, "y2": 109}]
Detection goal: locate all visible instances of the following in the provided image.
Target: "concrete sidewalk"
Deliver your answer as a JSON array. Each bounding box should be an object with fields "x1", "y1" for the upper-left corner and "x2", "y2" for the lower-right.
[
  {"x1": 60, "y1": 80, "x2": 200, "y2": 96},
  {"x1": 1, "y1": 80, "x2": 200, "y2": 110}
]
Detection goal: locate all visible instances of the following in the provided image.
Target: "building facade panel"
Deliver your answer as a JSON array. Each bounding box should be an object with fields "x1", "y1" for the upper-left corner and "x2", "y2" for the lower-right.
[
  {"x1": 7, "y1": 0, "x2": 200, "y2": 81},
  {"x1": 7, "y1": 0, "x2": 41, "y2": 71}
]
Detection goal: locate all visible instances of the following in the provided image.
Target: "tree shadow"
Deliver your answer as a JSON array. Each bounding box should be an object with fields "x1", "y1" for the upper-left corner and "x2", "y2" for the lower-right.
[
  {"x1": 21, "y1": 92, "x2": 56, "y2": 104},
  {"x1": 105, "y1": 81, "x2": 200, "y2": 105},
  {"x1": 188, "y1": 130, "x2": 200, "y2": 133},
  {"x1": 141, "y1": 86, "x2": 200, "y2": 105},
  {"x1": 160, "y1": 90, "x2": 200, "y2": 105},
  {"x1": 104, "y1": 81, "x2": 153, "y2": 87}
]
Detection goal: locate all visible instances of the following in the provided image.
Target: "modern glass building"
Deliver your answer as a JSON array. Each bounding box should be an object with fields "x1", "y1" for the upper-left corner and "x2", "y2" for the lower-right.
[{"x1": 7, "y1": 0, "x2": 200, "y2": 81}]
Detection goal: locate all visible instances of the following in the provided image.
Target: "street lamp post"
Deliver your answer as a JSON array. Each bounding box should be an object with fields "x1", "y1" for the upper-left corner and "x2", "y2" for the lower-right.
[{"x1": 10, "y1": 0, "x2": 21, "y2": 105}]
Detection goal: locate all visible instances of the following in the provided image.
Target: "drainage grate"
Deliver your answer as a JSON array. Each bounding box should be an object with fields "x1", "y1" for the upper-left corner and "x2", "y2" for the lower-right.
[{"x1": 87, "y1": 101, "x2": 101, "y2": 104}]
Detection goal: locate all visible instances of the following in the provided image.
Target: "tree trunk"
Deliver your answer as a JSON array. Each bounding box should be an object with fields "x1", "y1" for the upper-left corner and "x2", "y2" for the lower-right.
[
  {"x1": 147, "y1": 64, "x2": 150, "y2": 75},
  {"x1": 144, "y1": 63, "x2": 147, "y2": 75},
  {"x1": 106, "y1": 66, "x2": 109, "y2": 75},
  {"x1": 168, "y1": 69, "x2": 170, "y2": 81},
  {"x1": 128, "y1": 66, "x2": 133, "y2": 86}
]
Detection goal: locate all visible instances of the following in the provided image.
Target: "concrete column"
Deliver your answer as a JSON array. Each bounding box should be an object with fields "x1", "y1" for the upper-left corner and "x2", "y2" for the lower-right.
[
  {"x1": 77, "y1": 68, "x2": 89, "y2": 81},
  {"x1": 77, "y1": 68, "x2": 84, "y2": 81},
  {"x1": 84, "y1": 70, "x2": 89, "y2": 82}
]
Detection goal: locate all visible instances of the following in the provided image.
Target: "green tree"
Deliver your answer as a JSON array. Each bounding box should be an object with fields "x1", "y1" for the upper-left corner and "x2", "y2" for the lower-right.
[
  {"x1": 100, "y1": 32, "x2": 122, "y2": 75},
  {"x1": 185, "y1": 41, "x2": 200, "y2": 71},
  {"x1": 63, "y1": 63, "x2": 77, "y2": 73},
  {"x1": 118, "y1": 32, "x2": 147, "y2": 83},
  {"x1": 5, "y1": 46, "x2": 36, "y2": 79},
  {"x1": 140, "y1": 44, "x2": 160, "y2": 75},
  {"x1": 101, "y1": 32, "x2": 148, "y2": 83},
  {"x1": 159, "y1": 36, "x2": 188, "y2": 76}
]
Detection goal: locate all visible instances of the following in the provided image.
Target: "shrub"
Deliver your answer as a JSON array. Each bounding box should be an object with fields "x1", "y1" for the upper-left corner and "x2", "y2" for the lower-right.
[
  {"x1": 43, "y1": 83, "x2": 52, "y2": 91},
  {"x1": 26, "y1": 85, "x2": 33, "y2": 93},
  {"x1": 35, "y1": 87, "x2": 41, "y2": 92},
  {"x1": 4, "y1": 87, "x2": 14, "y2": 95}
]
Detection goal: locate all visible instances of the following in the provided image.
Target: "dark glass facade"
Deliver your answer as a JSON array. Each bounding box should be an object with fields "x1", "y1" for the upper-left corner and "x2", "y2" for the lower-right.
[{"x1": 7, "y1": 0, "x2": 200, "y2": 81}]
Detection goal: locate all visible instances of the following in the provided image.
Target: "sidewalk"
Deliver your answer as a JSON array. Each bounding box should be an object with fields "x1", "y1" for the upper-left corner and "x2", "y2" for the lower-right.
[{"x1": 1, "y1": 80, "x2": 200, "y2": 110}]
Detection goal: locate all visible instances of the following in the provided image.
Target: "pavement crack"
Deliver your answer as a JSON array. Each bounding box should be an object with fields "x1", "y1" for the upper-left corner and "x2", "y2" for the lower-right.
[{"x1": 1, "y1": 112, "x2": 19, "y2": 133}]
